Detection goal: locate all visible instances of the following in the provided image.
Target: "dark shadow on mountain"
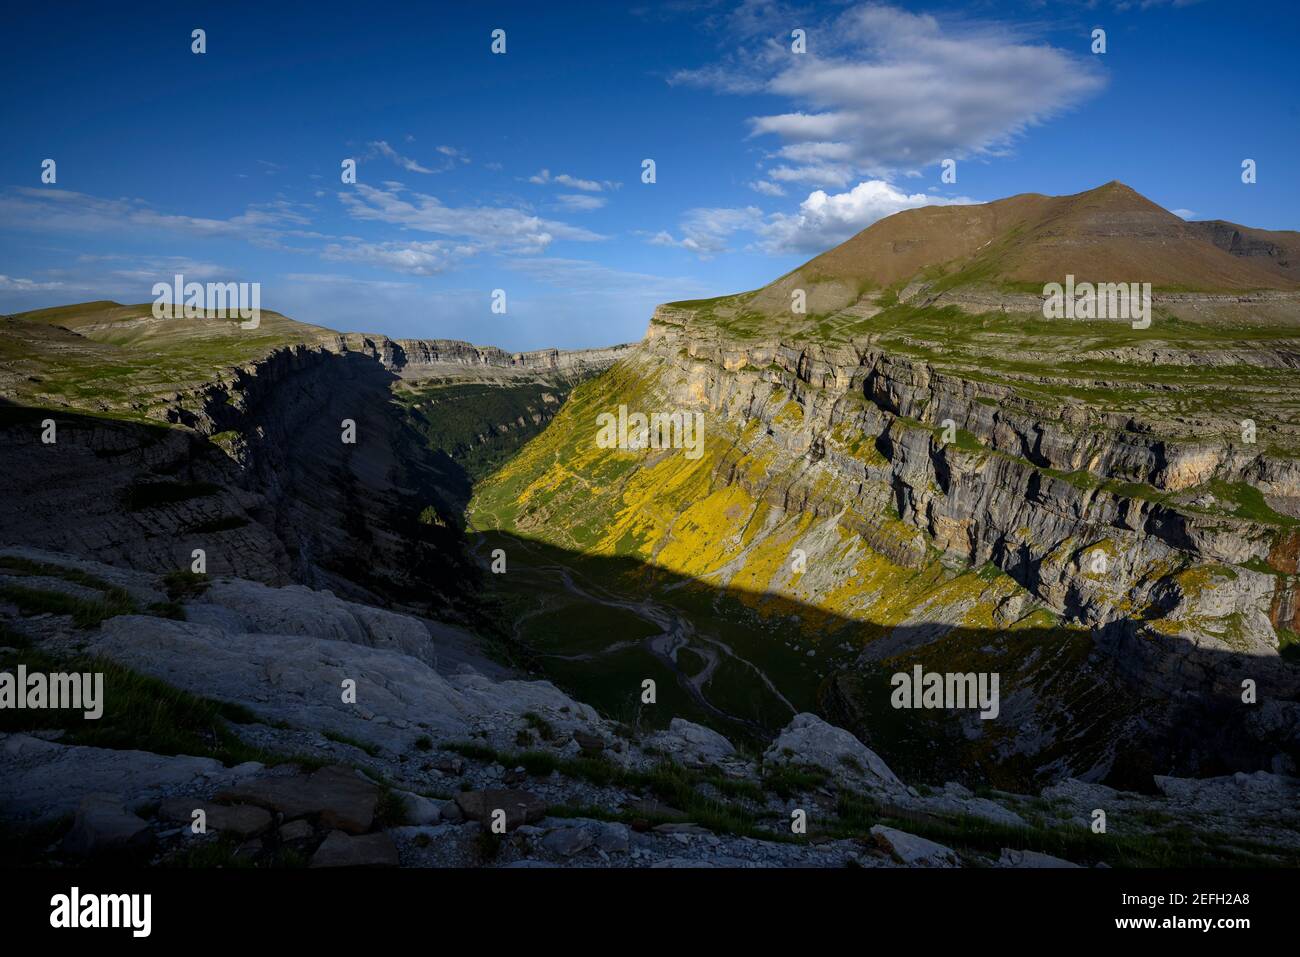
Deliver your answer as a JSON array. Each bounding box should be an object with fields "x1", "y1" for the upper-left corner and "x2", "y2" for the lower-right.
[
  {"x1": 3, "y1": 369, "x2": 1298, "y2": 794},
  {"x1": 0, "y1": 358, "x2": 483, "y2": 626},
  {"x1": 470, "y1": 529, "x2": 1300, "y2": 794}
]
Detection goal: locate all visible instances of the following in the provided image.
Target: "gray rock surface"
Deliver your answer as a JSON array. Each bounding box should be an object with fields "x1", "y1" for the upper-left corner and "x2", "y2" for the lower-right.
[
  {"x1": 541, "y1": 826, "x2": 595, "y2": 857},
  {"x1": 765, "y1": 713, "x2": 903, "y2": 792},
  {"x1": 998, "y1": 848, "x2": 1081, "y2": 868},
  {"x1": 309, "y1": 830, "x2": 399, "y2": 868},
  {"x1": 0, "y1": 733, "x2": 261, "y2": 822},
  {"x1": 157, "y1": 797, "x2": 272, "y2": 838},
  {"x1": 216, "y1": 765, "x2": 379, "y2": 834},
  {"x1": 454, "y1": 789, "x2": 547, "y2": 830},
  {"x1": 646, "y1": 718, "x2": 738, "y2": 768},
  {"x1": 62, "y1": 793, "x2": 153, "y2": 859},
  {"x1": 870, "y1": 825, "x2": 958, "y2": 867}
]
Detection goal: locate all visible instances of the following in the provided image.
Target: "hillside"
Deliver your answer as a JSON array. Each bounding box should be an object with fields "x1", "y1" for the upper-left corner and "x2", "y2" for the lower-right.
[
  {"x1": 0, "y1": 300, "x2": 627, "y2": 618},
  {"x1": 669, "y1": 182, "x2": 1300, "y2": 340},
  {"x1": 470, "y1": 181, "x2": 1300, "y2": 789}
]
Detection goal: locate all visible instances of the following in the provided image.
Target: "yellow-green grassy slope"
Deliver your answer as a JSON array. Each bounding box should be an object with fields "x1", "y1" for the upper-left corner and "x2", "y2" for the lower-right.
[{"x1": 468, "y1": 359, "x2": 1119, "y2": 783}]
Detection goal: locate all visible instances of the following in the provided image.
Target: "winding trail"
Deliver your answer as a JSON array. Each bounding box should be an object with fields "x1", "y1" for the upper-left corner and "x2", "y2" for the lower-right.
[{"x1": 472, "y1": 534, "x2": 795, "y2": 733}]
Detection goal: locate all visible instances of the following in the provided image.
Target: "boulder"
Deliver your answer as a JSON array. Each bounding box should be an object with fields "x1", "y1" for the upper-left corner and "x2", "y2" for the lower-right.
[
  {"x1": 765, "y1": 714, "x2": 902, "y2": 792},
  {"x1": 278, "y1": 820, "x2": 314, "y2": 842},
  {"x1": 870, "y1": 825, "x2": 958, "y2": 867},
  {"x1": 998, "y1": 848, "x2": 1080, "y2": 868},
  {"x1": 0, "y1": 734, "x2": 250, "y2": 823},
  {"x1": 396, "y1": 790, "x2": 442, "y2": 826},
  {"x1": 216, "y1": 765, "x2": 378, "y2": 834},
  {"x1": 453, "y1": 789, "x2": 546, "y2": 830},
  {"x1": 646, "y1": 718, "x2": 737, "y2": 768},
  {"x1": 541, "y1": 826, "x2": 594, "y2": 857},
  {"x1": 62, "y1": 793, "x2": 153, "y2": 859},
  {"x1": 595, "y1": 822, "x2": 630, "y2": 854},
  {"x1": 309, "y1": 830, "x2": 399, "y2": 868},
  {"x1": 158, "y1": 798, "x2": 272, "y2": 838}
]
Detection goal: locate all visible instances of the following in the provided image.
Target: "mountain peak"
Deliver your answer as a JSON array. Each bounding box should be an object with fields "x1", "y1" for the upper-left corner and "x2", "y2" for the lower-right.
[{"x1": 751, "y1": 181, "x2": 1299, "y2": 316}]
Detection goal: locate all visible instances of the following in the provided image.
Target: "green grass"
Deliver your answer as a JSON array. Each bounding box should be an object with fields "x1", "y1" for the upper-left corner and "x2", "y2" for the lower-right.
[
  {"x1": 323, "y1": 729, "x2": 381, "y2": 757},
  {"x1": 0, "y1": 584, "x2": 137, "y2": 628},
  {"x1": 762, "y1": 762, "x2": 831, "y2": 801},
  {"x1": 162, "y1": 569, "x2": 211, "y2": 601},
  {"x1": 0, "y1": 555, "x2": 148, "y2": 627},
  {"x1": 374, "y1": 785, "x2": 412, "y2": 828},
  {"x1": 1200, "y1": 480, "x2": 1298, "y2": 527},
  {"x1": 0, "y1": 647, "x2": 275, "y2": 767},
  {"x1": 445, "y1": 741, "x2": 794, "y2": 842},
  {"x1": 1278, "y1": 627, "x2": 1300, "y2": 664},
  {"x1": 816, "y1": 787, "x2": 1297, "y2": 867},
  {"x1": 166, "y1": 835, "x2": 309, "y2": 869}
]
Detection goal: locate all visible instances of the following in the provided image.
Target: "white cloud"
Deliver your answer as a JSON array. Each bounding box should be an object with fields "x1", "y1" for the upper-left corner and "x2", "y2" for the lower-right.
[
  {"x1": 647, "y1": 206, "x2": 765, "y2": 259},
  {"x1": 0, "y1": 189, "x2": 313, "y2": 241},
  {"x1": 367, "y1": 141, "x2": 468, "y2": 174},
  {"x1": 748, "y1": 179, "x2": 786, "y2": 197},
  {"x1": 104, "y1": 257, "x2": 236, "y2": 284},
  {"x1": 555, "y1": 194, "x2": 608, "y2": 211},
  {"x1": 652, "y1": 180, "x2": 975, "y2": 259},
  {"x1": 528, "y1": 169, "x2": 618, "y2": 192},
  {"x1": 758, "y1": 179, "x2": 975, "y2": 254},
  {"x1": 339, "y1": 183, "x2": 606, "y2": 253},
  {"x1": 321, "y1": 239, "x2": 479, "y2": 276},
  {"x1": 369, "y1": 140, "x2": 437, "y2": 174},
  {"x1": 0, "y1": 275, "x2": 63, "y2": 291},
  {"x1": 1171, "y1": 208, "x2": 1196, "y2": 220},
  {"x1": 671, "y1": 3, "x2": 1105, "y2": 185}
]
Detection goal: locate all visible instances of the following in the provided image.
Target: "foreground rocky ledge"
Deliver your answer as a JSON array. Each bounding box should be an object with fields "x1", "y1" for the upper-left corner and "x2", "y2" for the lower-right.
[{"x1": 2, "y1": 547, "x2": 1296, "y2": 868}]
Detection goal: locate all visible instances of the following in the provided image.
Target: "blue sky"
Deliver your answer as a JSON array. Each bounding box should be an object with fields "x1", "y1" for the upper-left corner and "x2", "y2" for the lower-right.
[{"x1": 1, "y1": 0, "x2": 1296, "y2": 350}]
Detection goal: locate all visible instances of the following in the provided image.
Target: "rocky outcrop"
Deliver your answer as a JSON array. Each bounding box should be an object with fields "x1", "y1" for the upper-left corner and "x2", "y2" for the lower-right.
[
  {"x1": 764, "y1": 713, "x2": 902, "y2": 793},
  {"x1": 2, "y1": 548, "x2": 1297, "y2": 868},
  {"x1": 328, "y1": 334, "x2": 632, "y2": 383},
  {"x1": 640, "y1": 312, "x2": 1298, "y2": 661}
]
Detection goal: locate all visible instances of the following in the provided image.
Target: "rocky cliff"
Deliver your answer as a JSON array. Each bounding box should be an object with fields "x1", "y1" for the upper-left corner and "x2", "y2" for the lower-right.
[
  {"x1": 0, "y1": 304, "x2": 628, "y2": 620},
  {"x1": 469, "y1": 183, "x2": 1300, "y2": 786}
]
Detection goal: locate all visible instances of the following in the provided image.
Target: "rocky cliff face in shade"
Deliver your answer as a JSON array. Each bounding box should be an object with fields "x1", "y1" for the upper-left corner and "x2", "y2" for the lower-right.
[{"x1": 0, "y1": 309, "x2": 628, "y2": 620}]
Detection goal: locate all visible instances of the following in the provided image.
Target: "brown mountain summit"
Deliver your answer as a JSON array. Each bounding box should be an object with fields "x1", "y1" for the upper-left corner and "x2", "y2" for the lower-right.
[{"x1": 721, "y1": 181, "x2": 1300, "y2": 326}]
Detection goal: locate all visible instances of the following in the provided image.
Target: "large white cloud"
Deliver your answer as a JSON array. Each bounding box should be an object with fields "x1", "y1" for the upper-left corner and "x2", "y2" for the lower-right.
[
  {"x1": 759, "y1": 180, "x2": 974, "y2": 253},
  {"x1": 671, "y1": 2, "x2": 1106, "y2": 186},
  {"x1": 652, "y1": 180, "x2": 975, "y2": 259}
]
